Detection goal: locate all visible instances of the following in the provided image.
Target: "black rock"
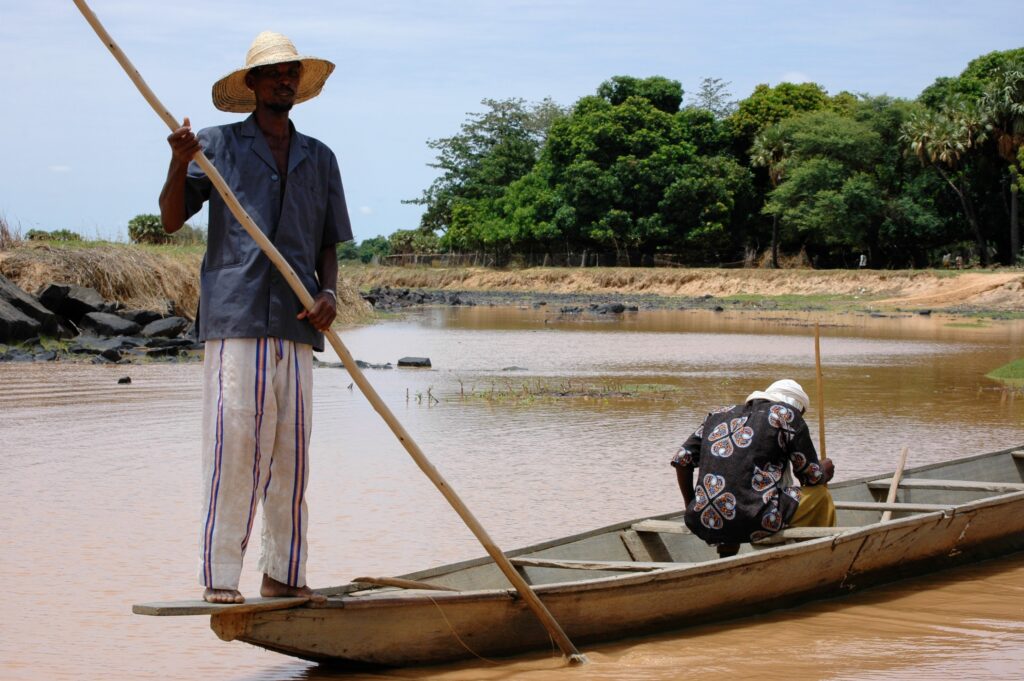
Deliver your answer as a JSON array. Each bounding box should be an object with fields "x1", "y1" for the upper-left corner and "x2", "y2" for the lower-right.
[
  {"x1": 397, "y1": 356, "x2": 431, "y2": 368},
  {"x1": 141, "y1": 316, "x2": 190, "y2": 339},
  {"x1": 80, "y1": 312, "x2": 142, "y2": 337},
  {"x1": 36, "y1": 283, "x2": 107, "y2": 324},
  {"x1": 118, "y1": 308, "x2": 165, "y2": 326},
  {"x1": 118, "y1": 376, "x2": 132, "y2": 384},
  {"x1": 100, "y1": 348, "x2": 122, "y2": 362},
  {"x1": 69, "y1": 337, "x2": 125, "y2": 355},
  {"x1": 145, "y1": 337, "x2": 194, "y2": 349},
  {"x1": 0, "y1": 274, "x2": 64, "y2": 340},
  {"x1": 34, "y1": 350, "x2": 58, "y2": 361},
  {"x1": 713, "y1": 306, "x2": 725, "y2": 312},
  {"x1": 354, "y1": 359, "x2": 393, "y2": 370},
  {"x1": 0, "y1": 298, "x2": 43, "y2": 343}
]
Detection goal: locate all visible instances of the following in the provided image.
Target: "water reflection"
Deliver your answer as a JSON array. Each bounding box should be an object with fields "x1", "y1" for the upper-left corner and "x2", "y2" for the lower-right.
[{"x1": 1, "y1": 308, "x2": 1021, "y2": 681}]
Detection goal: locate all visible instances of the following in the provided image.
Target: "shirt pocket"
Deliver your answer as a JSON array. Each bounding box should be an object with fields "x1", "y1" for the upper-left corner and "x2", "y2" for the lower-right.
[
  {"x1": 204, "y1": 218, "x2": 243, "y2": 270},
  {"x1": 286, "y1": 170, "x2": 327, "y2": 249}
]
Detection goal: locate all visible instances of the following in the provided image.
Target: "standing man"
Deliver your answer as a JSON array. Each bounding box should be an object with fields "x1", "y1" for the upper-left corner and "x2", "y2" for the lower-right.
[
  {"x1": 159, "y1": 31, "x2": 352, "y2": 604},
  {"x1": 671, "y1": 379, "x2": 836, "y2": 558}
]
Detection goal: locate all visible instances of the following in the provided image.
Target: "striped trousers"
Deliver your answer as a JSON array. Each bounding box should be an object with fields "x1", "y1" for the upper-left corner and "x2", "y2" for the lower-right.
[{"x1": 199, "y1": 338, "x2": 313, "y2": 591}]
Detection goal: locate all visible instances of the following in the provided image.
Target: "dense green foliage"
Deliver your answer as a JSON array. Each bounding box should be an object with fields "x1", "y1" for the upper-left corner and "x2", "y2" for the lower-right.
[
  {"x1": 127, "y1": 214, "x2": 205, "y2": 245},
  {"x1": 26, "y1": 228, "x2": 82, "y2": 242},
  {"x1": 390, "y1": 48, "x2": 1024, "y2": 268}
]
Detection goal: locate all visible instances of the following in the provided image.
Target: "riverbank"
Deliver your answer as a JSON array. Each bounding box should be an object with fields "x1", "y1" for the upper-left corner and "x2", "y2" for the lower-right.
[
  {"x1": 344, "y1": 265, "x2": 1024, "y2": 316},
  {"x1": 2, "y1": 242, "x2": 1023, "y2": 322}
]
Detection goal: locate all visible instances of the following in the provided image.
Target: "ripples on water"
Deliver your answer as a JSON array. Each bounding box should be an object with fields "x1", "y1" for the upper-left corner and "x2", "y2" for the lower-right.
[{"x1": 1, "y1": 308, "x2": 1022, "y2": 680}]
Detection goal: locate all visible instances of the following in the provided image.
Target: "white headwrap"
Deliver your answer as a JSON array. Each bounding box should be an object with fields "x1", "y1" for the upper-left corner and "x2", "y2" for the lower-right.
[{"x1": 746, "y1": 379, "x2": 810, "y2": 414}]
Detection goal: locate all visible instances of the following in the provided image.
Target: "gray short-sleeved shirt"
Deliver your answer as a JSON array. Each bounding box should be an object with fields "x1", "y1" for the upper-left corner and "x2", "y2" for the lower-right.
[{"x1": 183, "y1": 114, "x2": 353, "y2": 351}]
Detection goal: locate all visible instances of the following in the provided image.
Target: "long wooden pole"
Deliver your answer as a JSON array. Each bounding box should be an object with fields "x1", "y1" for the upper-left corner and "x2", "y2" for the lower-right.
[
  {"x1": 73, "y1": 0, "x2": 586, "y2": 664},
  {"x1": 880, "y1": 446, "x2": 910, "y2": 522},
  {"x1": 814, "y1": 323, "x2": 827, "y2": 460}
]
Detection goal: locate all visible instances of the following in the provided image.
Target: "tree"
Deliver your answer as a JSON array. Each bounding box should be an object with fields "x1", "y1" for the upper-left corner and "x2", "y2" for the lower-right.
[
  {"x1": 727, "y1": 82, "x2": 830, "y2": 154},
  {"x1": 127, "y1": 214, "x2": 170, "y2": 244},
  {"x1": 596, "y1": 75, "x2": 683, "y2": 113},
  {"x1": 406, "y1": 98, "x2": 567, "y2": 235},
  {"x1": 901, "y1": 100, "x2": 991, "y2": 266},
  {"x1": 750, "y1": 125, "x2": 791, "y2": 267},
  {"x1": 980, "y1": 65, "x2": 1024, "y2": 261},
  {"x1": 761, "y1": 110, "x2": 888, "y2": 264},
  {"x1": 688, "y1": 77, "x2": 737, "y2": 120}
]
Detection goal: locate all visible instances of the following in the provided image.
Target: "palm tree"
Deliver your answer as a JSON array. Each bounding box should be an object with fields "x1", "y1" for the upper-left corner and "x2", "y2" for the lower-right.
[
  {"x1": 750, "y1": 126, "x2": 791, "y2": 268},
  {"x1": 981, "y1": 67, "x2": 1024, "y2": 262},
  {"x1": 901, "y1": 101, "x2": 991, "y2": 266}
]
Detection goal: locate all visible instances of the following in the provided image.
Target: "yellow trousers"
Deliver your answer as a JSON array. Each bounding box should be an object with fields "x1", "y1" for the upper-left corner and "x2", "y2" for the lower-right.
[{"x1": 788, "y1": 484, "x2": 836, "y2": 528}]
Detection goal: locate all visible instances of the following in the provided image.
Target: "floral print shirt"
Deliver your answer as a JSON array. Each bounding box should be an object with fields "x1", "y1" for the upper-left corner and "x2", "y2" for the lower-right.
[{"x1": 671, "y1": 399, "x2": 827, "y2": 545}]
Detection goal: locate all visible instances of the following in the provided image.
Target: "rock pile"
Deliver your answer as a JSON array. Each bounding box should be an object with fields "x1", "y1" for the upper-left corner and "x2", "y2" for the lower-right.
[
  {"x1": 362, "y1": 286, "x2": 474, "y2": 310},
  {"x1": 0, "y1": 274, "x2": 199, "y2": 363}
]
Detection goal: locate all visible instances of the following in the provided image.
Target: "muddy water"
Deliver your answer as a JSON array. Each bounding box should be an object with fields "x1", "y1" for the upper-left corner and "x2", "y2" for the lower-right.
[{"x1": 1, "y1": 308, "x2": 1022, "y2": 680}]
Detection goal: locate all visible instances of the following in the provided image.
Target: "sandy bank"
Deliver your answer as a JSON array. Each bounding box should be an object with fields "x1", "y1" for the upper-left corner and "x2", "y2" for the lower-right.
[{"x1": 343, "y1": 266, "x2": 1024, "y2": 312}]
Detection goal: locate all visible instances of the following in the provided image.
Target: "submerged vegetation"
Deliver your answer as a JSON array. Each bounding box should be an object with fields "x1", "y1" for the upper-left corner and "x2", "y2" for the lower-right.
[
  {"x1": 448, "y1": 378, "x2": 682, "y2": 405},
  {"x1": 987, "y1": 358, "x2": 1024, "y2": 384}
]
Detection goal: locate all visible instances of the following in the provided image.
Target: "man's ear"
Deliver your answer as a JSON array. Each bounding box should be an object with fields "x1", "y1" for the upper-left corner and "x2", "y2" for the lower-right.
[{"x1": 244, "y1": 71, "x2": 255, "y2": 90}]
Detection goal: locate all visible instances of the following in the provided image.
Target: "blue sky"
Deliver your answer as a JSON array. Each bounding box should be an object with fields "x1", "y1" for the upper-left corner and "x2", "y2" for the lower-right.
[{"x1": 1, "y1": 0, "x2": 1021, "y2": 243}]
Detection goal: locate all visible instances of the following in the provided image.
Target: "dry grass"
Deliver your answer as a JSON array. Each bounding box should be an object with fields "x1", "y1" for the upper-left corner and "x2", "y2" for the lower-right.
[
  {"x1": 0, "y1": 242, "x2": 201, "y2": 314},
  {"x1": 0, "y1": 215, "x2": 20, "y2": 250},
  {"x1": 0, "y1": 242, "x2": 373, "y2": 325},
  {"x1": 341, "y1": 263, "x2": 1024, "y2": 309}
]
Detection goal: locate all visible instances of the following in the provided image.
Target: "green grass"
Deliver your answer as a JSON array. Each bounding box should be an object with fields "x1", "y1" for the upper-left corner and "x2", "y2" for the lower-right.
[
  {"x1": 724, "y1": 293, "x2": 864, "y2": 311},
  {"x1": 986, "y1": 358, "x2": 1024, "y2": 385},
  {"x1": 944, "y1": 320, "x2": 991, "y2": 328}
]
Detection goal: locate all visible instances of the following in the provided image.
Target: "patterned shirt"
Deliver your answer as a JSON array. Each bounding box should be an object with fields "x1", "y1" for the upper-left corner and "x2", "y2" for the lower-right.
[
  {"x1": 671, "y1": 399, "x2": 828, "y2": 545},
  {"x1": 183, "y1": 114, "x2": 353, "y2": 351}
]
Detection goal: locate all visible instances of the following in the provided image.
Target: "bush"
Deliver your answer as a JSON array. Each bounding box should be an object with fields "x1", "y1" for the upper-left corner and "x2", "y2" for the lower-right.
[
  {"x1": 172, "y1": 224, "x2": 207, "y2": 245},
  {"x1": 128, "y1": 214, "x2": 170, "y2": 244},
  {"x1": 26, "y1": 228, "x2": 82, "y2": 242}
]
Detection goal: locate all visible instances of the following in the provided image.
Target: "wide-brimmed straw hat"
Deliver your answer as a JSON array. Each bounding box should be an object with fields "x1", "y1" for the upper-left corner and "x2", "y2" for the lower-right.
[{"x1": 211, "y1": 31, "x2": 335, "y2": 113}]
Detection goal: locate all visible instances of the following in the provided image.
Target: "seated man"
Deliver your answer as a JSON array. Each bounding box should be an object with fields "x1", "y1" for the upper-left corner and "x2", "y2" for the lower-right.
[{"x1": 671, "y1": 379, "x2": 836, "y2": 558}]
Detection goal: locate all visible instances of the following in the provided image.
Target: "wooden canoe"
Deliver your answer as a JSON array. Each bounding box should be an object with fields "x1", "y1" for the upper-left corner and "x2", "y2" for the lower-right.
[{"x1": 134, "y1": 445, "x2": 1024, "y2": 667}]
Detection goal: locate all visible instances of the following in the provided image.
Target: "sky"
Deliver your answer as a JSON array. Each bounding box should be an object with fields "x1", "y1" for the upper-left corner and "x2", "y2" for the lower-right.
[{"x1": 1, "y1": 1, "x2": 1021, "y2": 244}]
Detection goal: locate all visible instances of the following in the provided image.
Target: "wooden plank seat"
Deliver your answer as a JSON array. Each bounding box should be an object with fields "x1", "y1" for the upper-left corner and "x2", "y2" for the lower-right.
[
  {"x1": 509, "y1": 557, "x2": 695, "y2": 572},
  {"x1": 631, "y1": 519, "x2": 690, "y2": 534},
  {"x1": 833, "y1": 500, "x2": 954, "y2": 512},
  {"x1": 867, "y1": 478, "x2": 1024, "y2": 493},
  {"x1": 632, "y1": 520, "x2": 859, "y2": 543}
]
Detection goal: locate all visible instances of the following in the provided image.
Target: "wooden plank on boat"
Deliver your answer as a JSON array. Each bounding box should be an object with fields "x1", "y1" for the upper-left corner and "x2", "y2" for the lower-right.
[
  {"x1": 509, "y1": 557, "x2": 694, "y2": 572},
  {"x1": 632, "y1": 519, "x2": 689, "y2": 534},
  {"x1": 1011, "y1": 450, "x2": 1024, "y2": 460},
  {"x1": 132, "y1": 596, "x2": 308, "y2": 616},
  {"x1": 619, "y1": 529, "x2": 654, "y2": 561},
  {"x1": 833, "y1": 500, "x2": 954, "y2": 512},
  {"x1": 351, "y1": 576, "x2": 458, "y2": 592},
  {"x1": 752, "y1": 526, "x2": 862, "y2": 544},
  {"x1": 867, "y1": 478, "x2": 1024, "y2": 493}
]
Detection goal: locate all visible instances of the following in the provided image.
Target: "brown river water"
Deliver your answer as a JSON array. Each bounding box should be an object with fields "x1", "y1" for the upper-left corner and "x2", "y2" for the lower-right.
[{"x1": 2, "y1": 307, "x2": 1023, "y2": 680}]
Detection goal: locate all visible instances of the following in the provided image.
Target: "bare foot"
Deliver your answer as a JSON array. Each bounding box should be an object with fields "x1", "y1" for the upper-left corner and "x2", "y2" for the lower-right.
[
  {"x1": 261, "y1": 574, "x2": 326, "y2": 604},
  {"x1": 203, "y1": 587, "x2": 245, "y2": 604}
]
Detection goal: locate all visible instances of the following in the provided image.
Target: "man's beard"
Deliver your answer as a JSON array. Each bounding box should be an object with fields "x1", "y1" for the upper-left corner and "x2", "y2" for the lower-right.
[{"x1": 267, "y1": 100, "x2": 294, "y2": 113}]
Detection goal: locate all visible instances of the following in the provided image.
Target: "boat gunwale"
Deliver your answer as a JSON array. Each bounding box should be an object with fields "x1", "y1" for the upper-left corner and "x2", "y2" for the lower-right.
[
  {"x1": 316, "y1": 445, "x2": 1024, "y2": 601},
  {"x1": 318, "y1": 490, "x2": 1024, "y2": 608}
]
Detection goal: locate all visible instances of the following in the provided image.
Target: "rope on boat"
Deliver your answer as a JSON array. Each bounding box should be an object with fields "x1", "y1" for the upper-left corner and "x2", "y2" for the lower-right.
[{"x1": 424, "y1": 593, "x2": 501, "y2": 665}]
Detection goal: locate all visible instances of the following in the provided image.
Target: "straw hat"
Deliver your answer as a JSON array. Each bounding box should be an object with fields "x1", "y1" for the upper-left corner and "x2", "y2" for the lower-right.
[
  {"x1": 746, "y1": 379, "x2": 811, "y2": 414},
  {"x1": 211, "y1": 31, "x2": 335, "y2": 113}
]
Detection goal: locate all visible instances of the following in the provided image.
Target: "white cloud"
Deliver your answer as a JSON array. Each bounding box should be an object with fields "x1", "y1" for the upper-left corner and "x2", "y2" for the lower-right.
[
  {"x1": 48, "y1": 165, "x2": 72, "y2": 173},
  {"x1": 359, "y1": 206, "x2": 373, "y2": 215},
  {"x1": 779, "y1": 72, "x2": 812, "y2": 84}
]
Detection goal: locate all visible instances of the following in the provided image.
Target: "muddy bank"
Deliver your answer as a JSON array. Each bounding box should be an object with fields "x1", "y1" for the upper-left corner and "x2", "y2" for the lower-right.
[{"x1": 349, "y1": 267, "x2": 1024, "y2": 315}]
